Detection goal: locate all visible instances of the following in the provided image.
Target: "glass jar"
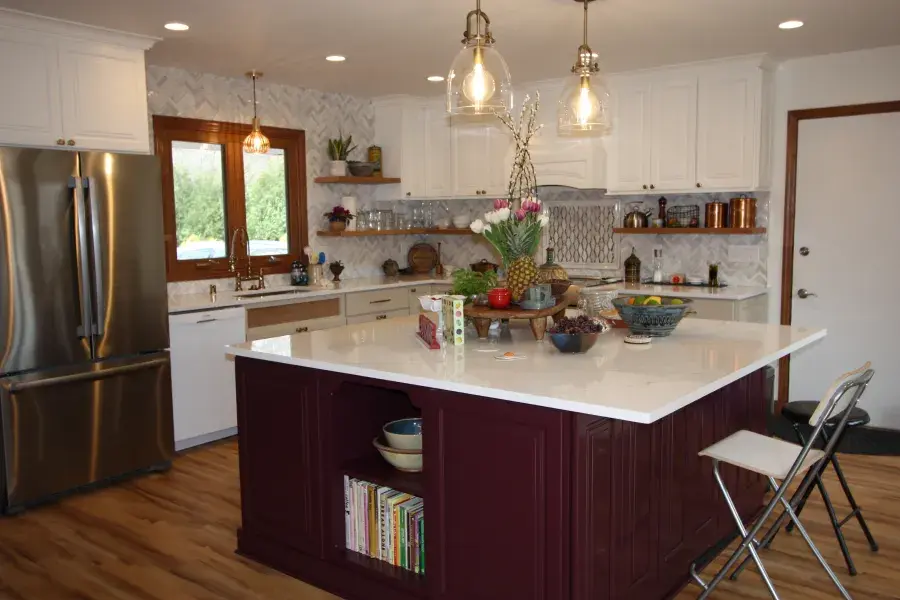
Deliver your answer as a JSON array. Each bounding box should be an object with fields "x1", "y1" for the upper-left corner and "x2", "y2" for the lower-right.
[{"x1": 578, "y1": 289, "x2": 618, "y2": 317}]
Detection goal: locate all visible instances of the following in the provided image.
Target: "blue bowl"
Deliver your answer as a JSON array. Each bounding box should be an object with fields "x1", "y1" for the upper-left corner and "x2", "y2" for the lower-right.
[
  {"x1": 549, "y1": 333, "x2": 601, "y2": 354},
  {"x1": 612, "y1": 297, "x2": 693, "y2": 337},
  {"x1": 383, "y1": 418, "x2": 423, "y2": 450}
]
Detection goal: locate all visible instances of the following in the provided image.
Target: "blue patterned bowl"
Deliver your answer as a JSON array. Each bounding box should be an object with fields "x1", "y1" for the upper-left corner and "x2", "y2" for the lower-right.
[
  {"x1": 612, "y1": 297, "x2": 694, "y2": 337},
  {"x1": 383, "y1": 417, "x2": 423, "y2": 450}
]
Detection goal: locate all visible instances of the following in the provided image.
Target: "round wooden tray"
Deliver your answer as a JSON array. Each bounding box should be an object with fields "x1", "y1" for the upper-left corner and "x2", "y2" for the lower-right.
[
  {"x1": 407, "y1": 242, "x2": 437, "y2": 274},
  {"x1": 464, "y1": 299, "x2": 567, "y2": 340}
]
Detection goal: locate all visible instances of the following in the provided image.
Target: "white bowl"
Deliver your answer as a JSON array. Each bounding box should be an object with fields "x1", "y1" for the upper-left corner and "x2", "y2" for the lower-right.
[
  {"x1": 419, "y1": 294, "x2": 445, "y2": 312},
  {"x1": 373, "y1": 437, "x2": 422, "y2": 472},
  {"x1": 452, "y1": 216, "x2": 469, "y2": 229},
  {"x1": 435, "y1": 218, "x2": 451, "y2": 229}
]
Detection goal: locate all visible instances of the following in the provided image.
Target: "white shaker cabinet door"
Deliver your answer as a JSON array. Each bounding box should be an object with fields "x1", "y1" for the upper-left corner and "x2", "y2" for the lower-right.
[
  {"x1": 169, "y1": 308, "x2": 246, "y2": 450},
  {"x1": 650, "y1": 76, "x2": 698, "y2": 192},
  {"x1": 696, "y1": 70, "x2": 758, "y2": 190},
  {"x1": 425, "y1": 107, "x2": 454, "y2": 197},
  {"x1": 485, "y1": 125, "x2": 511, "y2": 196},
  {"x1": 607, "y1": 78, "x2": 652, "y2": 193},
  {"x1": 0, "y1": 27, "x2": 63, "y2": 148},
  {"x1": 57, "y1": 40, "x2": 150, "y2": 153},
  {"x1": 452, "y1": 123, "x2": 489, "y2": 197}
]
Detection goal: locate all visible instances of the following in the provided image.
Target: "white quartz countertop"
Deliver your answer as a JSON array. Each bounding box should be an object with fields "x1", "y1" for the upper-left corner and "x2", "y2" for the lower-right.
[
  {"x1": 169, "y1": 277, "x2": 767, "y2": 314},
  {"x1": 226, "y1": 315, "x2": 824, "y2": 424},
  {"x1": 597, "y1": 283, "x2": 769, "y2": 301},
  {"x1": 167, "y1": 276, "x2": 450, "y2": 314}
]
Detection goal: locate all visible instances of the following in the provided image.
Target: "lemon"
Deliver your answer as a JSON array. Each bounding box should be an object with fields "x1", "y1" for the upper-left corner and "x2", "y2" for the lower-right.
[
  {"x1": 643, "y1": 296, "x2": 662, "y2": 305},
  {"x1": 670, "y1": 298, "x2": 684, "y2": 305}
]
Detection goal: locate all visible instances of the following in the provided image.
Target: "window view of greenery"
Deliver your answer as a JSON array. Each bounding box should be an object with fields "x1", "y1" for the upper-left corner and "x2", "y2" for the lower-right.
[
  {"x1": 172, "y1": 141, "x2": 227, "y2": 260},
  {"x1": 243, "y1": 148, "x2": 289, "y2": 256}
]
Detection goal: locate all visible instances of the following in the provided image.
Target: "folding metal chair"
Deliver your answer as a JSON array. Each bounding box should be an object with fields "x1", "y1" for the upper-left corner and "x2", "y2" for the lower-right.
[{"x1": 690, "y1": 363, "x2": 874, "y2": 600}]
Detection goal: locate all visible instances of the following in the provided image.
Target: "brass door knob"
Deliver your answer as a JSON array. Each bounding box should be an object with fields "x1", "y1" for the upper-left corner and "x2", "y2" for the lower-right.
[
  {"x1": 56, "y1": 138, "x2": 65, "y2": 145},
  {"x1": 295, "y1": 326, "x2": 309, "y2": 333},
  {"x1": 696, "y1": 182, "x2": 702, "y2": 188},
  {"x1": 67, "y1": 139, "x2": 75, "y2": 146},
  {"x1": 376, "y1": 314, "x2": 388, "y2": 320},
  {"x1": 406, "y1": 192, "x2": 411, "y2": 197},
  {"x1": 649, "y1": 184, "x2": 655, "y2": 190},
  {"x1": 642, "y1": 184, "x2": 648, "y2": 190}
]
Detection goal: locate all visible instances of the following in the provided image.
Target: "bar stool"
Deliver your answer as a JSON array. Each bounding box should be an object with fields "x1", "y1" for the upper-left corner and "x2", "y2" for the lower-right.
[
  {"x1": 690, "y1": 364, "x2": 874, "y2": 600},
  {"x1": 777, "y1": 398, "x2": 879, "y2": 575}
]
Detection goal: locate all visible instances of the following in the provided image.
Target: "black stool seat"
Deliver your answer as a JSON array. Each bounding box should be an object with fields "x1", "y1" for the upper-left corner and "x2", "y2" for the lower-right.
[{"x1": 782, "y1": 401, "x2": 871, "y2": 428}]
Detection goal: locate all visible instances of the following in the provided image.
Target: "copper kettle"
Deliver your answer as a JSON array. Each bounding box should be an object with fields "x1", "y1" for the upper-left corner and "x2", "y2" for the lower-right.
[{"x1": 624, "y1": 203, "x2": 652, "y2": 228}]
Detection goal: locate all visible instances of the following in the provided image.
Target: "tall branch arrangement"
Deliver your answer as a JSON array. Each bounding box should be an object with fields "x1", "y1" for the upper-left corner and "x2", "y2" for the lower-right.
[{"x1": 497, "y1": 92, "x2": 544, "y2": 201}]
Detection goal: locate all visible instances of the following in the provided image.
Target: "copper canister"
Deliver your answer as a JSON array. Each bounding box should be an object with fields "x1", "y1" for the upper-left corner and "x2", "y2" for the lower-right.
[
  {"x1": 367, "y1": 145, "x2": 382, "y2": 176},
  {"x1": 729, "y1": 195, "x2": 757, "y2": 229},
  {"x1": 705, "y1": 202, "x2": 728, "y2": 228}
]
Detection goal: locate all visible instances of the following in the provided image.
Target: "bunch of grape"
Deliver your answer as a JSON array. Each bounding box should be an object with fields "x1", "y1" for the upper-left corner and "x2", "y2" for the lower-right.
[{"x1": 549, "y1": 315, "x2": 605, "y2": 334}]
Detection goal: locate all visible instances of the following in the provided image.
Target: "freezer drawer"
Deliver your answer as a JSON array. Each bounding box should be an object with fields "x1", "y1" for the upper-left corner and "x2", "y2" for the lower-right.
[{"x1": 0, "y1": 353, "x2": 174, "y2": 512}]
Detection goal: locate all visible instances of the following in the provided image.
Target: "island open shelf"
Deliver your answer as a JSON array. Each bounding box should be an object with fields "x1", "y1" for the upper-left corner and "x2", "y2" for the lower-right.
[{"x1": 341, "y1": 455, "x2": 424, "y2": 498}]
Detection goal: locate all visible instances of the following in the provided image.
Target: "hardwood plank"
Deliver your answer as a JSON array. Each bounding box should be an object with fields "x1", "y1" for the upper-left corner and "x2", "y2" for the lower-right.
[{"x1": 0, "y1": 441, "x2": 896, "y2": 599}]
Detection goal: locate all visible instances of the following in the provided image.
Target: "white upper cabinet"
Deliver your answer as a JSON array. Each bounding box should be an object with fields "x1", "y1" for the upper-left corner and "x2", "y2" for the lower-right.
[
  {"x1": 697, "y1": 65, "x2": 769, "y2": 191},
  {"x1": 650, "y1": 76, "x2": 698, "y2": 191},
  {"x1": 485, "y1": 125, "x2": 511, "y2": 196},
  {"x1": 424, "y1": 103, "x2": 453, "y2": 197},
  {"x1": 607, "y1": 77, "x2": 653, "y2": 193},
  {"x1": 0, "y1": 25, "x2": 63, "y2": 148},
  {"x1": 607, "y1": 57, "x2": 771, "y2": 194},
  {"x1": 57, "y1": 40, "x2": 151, "y2": 153},
  {"x1": 450, "y1": 119, "x2": 510, "y2": 197},
  {"x1": 0, "y1": 10, "x2": 156, "y2": 153},
  {"x1": 374, "y1": 98, "x2": 426, "y2": 199}
]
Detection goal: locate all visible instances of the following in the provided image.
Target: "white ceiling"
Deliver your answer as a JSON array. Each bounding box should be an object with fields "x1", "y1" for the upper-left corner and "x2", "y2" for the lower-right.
[{"x1": 3, "y1": 0, "x2": 900, "y2": 97}]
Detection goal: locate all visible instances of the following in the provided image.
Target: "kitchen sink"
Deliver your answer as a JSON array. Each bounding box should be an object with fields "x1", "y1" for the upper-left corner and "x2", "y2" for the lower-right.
[{"x1": 234, "y1": 289, "x2": 314, "y2": 299}]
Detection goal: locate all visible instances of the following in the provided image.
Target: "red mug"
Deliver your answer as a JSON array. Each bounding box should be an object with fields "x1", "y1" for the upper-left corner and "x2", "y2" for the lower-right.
[{"x1": 487, "y1": 287, "x2": 511, "y2": 309}]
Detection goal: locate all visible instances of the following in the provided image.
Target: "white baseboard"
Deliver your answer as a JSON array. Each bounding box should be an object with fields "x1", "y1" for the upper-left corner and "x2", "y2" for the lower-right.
[{"x1": 175, "y1": 427, "x2": 238, "y2": 452}]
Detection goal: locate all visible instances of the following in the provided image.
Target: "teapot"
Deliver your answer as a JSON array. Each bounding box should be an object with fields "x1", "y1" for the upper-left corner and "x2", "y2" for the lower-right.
[
  {"x1": 382, "y1": 258, "x2": 399, "y2": 277},
  {"x1": 623, "y1": 203, "x2": 652, "y2": 228}
]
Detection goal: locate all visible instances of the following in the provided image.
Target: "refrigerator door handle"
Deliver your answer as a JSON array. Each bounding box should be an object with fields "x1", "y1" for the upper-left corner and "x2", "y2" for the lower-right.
[
  {"x1": 70, "y1": 176, "x2": 94, "y2": 339},
  {"x1": 83, "y1": 177, "x2": 105, "y2": 337},
  {"x1": 1, "y1": 357, "x2": 169, "y2": 393}
]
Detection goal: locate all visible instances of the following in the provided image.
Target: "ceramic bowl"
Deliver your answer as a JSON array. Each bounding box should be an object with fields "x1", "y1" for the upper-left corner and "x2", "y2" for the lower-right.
[
  {"x1": 347, "y1": 161, "x2": 376, "y2": 177},
  {"x1": 383, "y1": 417, "x2": 423, "y2": 450},
  {"x1": 373, "y1": 437, "x2": 423, "y2": 472},
  {"x1": 549, "y1": 333, "x2": 602, "y2": 354},
  {"x1": 452, "y1": 215, "x2": 470, "y2": 229},
  {"x1": 487, "y1": 288, "x2": 511, "y2": 309}
]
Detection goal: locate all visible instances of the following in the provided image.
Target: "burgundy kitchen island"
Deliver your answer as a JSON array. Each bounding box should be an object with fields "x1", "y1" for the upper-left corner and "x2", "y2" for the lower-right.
[{"x1": 228, "y1": 316, "x2": 825, "y2": 600}]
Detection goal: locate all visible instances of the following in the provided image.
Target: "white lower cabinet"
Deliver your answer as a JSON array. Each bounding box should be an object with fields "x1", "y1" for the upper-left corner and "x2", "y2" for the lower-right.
[
  {"x1": 616, "y1": 293, "x2": 767, "y2": 323},
  {"x1": 347, "y1": 308, "x2": 410, "y2": 325},
  {"x1": 169, "y1": 307, "x2": 246, "y2": 451}
]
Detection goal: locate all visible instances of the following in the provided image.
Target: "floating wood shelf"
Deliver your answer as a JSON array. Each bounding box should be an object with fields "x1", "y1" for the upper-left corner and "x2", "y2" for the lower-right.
[
  {"x1": 613, "y1": 227, "x2": 767, "y2": 235},
  {"x1": 341, "y1": 455, "x2": 424, "y2": 498},
  {"x1": 317, "y1": 228, "x2": 472, "y2": 237},
  {"x1": 314, "y1": 176, "x2": 401, "y2": 184}
]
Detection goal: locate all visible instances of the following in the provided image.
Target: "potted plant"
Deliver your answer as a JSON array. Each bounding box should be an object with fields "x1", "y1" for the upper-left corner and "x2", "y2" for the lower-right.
[
  {"x1": 327, "y1": 131, "x2": 357, "y2": 176},
  {"x1": 451, "y1": 268, "x2": 499, "y2": 305},
  {"x1": 329, "y1": 260, "x2": 345, "y2": 282},
  {"x1": 324, "y1": 205, "x2": 355, "y2": 232}
]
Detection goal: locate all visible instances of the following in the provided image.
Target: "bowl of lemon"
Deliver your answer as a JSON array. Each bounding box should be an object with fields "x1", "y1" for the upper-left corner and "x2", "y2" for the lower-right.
[{"x1": 611, "y1": 296, "x2": 694, "y2": 337}]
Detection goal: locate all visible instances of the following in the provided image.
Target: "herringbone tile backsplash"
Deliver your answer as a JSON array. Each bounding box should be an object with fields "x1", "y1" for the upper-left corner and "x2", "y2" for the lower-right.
[{"x1": 150, "y1": 65, "x2": 766, "y2": 294}]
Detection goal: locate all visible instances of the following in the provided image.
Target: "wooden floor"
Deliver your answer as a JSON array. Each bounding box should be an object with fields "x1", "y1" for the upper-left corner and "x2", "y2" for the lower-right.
[{"x1": 0, "y1": 441, "x2": 898, "y2": 600}]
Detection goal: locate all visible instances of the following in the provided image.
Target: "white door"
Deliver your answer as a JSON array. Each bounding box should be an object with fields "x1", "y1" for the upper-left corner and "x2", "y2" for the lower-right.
[
  {"x1": 650, "y1": 76, "x2": 697, "y2": 192},
  {"x1": 425, "y1": 107, "x2": 453, "y2": 197},
  {"x1": 57, "y1": 40, "x2": 150, "y2": 153},
  {"x1": 607, "y1": 78, "x2": 652, "y2": 193},
  {"x1": 169, "y1": 308, "x2": 246, "y2": 449},
  {"x1": 696, "y1": 70, "x2": 757, "y2": 190},
  {"x1": 452, "y1": 122, "x2": 489, "y2": 196},
  {"x1": 0, "y1": 27, "x2": 63, "y2": 148},
  {"x1": 791, "y1": 112, "x2": 900, "y2": 429}
]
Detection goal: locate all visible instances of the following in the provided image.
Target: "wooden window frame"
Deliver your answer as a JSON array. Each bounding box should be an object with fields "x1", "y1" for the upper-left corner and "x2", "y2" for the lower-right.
[{"x1": 153, "y1": 115, "x2": 308, "y2": 282}]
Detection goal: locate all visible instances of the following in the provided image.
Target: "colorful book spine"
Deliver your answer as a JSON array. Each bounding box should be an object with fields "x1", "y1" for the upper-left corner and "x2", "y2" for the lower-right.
[{"x1": 343, "y1": 476, "x2": 352, "y2": 550}]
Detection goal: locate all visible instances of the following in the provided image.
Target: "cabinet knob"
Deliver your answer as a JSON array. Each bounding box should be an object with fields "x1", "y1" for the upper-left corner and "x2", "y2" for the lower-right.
[
  {"x1": 410, "y1": 288, "x2": 416, "y2": 293},
  {"x1": 376, "y1": 314, "x2": 388, "y2": 320},
  {"x1": 296, "y1": 326, "x2": 309, "y2": 333},
  {"x1": 649, "y1": 184, "x2": 655, "y2": 190},
  {"x1": 696, "y1": 182, "x2": 702, "y2": 188},
  {"x1": 67, "y1": 139, "x2": 75, "y2": 146},
  {"x1": 56, "y1": 138, "x2": 65, "y2": 146},
  {"x1": 642, "y1": 184, "x2": 648, "y2": 190},
  {"x1": 406, "y1": 192, "x2": 411, "y2": 197}
]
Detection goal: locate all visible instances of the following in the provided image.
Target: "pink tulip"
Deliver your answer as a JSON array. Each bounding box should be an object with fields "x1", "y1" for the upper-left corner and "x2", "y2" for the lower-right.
[
  {"x1": 514, "y1": 208, "x2": 527, "y2": 221},
  {"x1": 494, "y1": 198, "x2": 510, "y2": 210},
  {"x1": 523, "y1": 198, "x2": 542, "y2": 213}
]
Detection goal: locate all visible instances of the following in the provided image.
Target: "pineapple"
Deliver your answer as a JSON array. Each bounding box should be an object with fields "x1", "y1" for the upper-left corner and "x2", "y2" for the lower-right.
[{"x1": 507, "y1": 255, "x2": 538, "y2": 302}]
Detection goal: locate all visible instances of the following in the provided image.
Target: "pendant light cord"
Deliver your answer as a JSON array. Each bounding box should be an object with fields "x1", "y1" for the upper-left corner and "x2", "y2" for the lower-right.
[
  {"x1": 251, "y1": 73, "x2": 258, "y2": 120},
  {"x1": 583, "y1": 0, "x2": 589, "y2": 46},
  {"x1": 476, "y1": 0, "x2": 482, "y2": 39}
]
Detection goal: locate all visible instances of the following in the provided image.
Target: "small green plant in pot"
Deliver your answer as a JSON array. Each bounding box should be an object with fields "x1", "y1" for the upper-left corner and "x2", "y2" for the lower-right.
[
  {"x1": 451, "y1": 268, "x2": 499, "y2": 305},
  {"x1": 327, "y1": 131, "x2": 357, "y2": 176}
]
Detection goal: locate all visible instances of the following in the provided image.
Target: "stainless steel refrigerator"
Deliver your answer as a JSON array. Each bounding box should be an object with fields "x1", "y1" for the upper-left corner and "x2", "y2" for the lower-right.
[{"x1": 0, "y1": 147, "x2": 174, "y2": 514}]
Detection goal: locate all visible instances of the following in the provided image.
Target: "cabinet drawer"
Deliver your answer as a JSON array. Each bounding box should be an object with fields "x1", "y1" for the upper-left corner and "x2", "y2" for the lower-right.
[
  {"x1": 246, "y1": 298, "x2": 342, "y2": 328},
  {"x1": 346, "y1": 288, "x2": 408, "y2": 317},
  {"x1": 431, "y1": 283, "x2": 453, "y2": 295},
  {"x1": 685, "y1": 298, "x2": 736, "y2": 321},
  {"x1": 247, "y1": 314, "x2": 346, "y2": 341},
  {"x1": 407, "y1": 285, "x2": 427, "y2": 313},
  {"x1": 346, "y1": 308, "x2": 409, "y2": 325}
]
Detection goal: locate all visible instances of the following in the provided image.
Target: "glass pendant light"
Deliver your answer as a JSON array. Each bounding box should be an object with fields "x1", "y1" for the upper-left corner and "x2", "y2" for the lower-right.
[
  {"x1": 447, "y1": 0, "x2": 512, "y2": 116},
  {"x1": 558, "y1": 0, "x2": 611, "y2": 135},
  {"x1": 243, "y1": 71, "x2": 270, "y2": 154}
]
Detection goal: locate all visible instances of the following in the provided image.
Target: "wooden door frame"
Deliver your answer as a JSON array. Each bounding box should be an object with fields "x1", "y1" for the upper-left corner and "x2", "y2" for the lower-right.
[{"x1": 778, "y1": 100, "x2": 900, "y2": 411}]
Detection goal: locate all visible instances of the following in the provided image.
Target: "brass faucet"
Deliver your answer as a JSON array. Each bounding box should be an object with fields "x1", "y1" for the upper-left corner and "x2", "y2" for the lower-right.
[{"x1": 228, "y1": 227, "x2": 266, "y2": 291}]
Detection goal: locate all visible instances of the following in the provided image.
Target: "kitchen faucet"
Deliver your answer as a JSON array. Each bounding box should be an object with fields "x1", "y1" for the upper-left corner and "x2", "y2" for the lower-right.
[{"x1": 228, "y1": 227, "x2": 265, "y2": 291}]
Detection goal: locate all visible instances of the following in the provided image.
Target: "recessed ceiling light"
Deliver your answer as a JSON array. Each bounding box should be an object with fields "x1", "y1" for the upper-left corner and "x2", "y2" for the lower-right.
[
  {"x1": 427, "y1": 75, "x2": 445, "y2": 82},
  {"x1": 326, "y1": 55, "x2": 346, "y2": 62},
  {"x1": 779, "y1": 20, "x2": 804, "y2": 30},
  {"x1": 164, "y1": 22, "x2": 190, "y2": 31}
]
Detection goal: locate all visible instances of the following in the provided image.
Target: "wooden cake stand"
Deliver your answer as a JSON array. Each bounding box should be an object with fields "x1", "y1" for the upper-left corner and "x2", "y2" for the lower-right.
[{"x1": 464, "y1": 299, "x2": 568, "y2": 341}]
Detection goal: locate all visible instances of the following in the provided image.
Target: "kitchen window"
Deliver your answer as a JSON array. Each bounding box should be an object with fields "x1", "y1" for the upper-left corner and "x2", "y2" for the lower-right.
[{"x1": 153, "y1": 116, "x2": 308, "y2": 282}]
